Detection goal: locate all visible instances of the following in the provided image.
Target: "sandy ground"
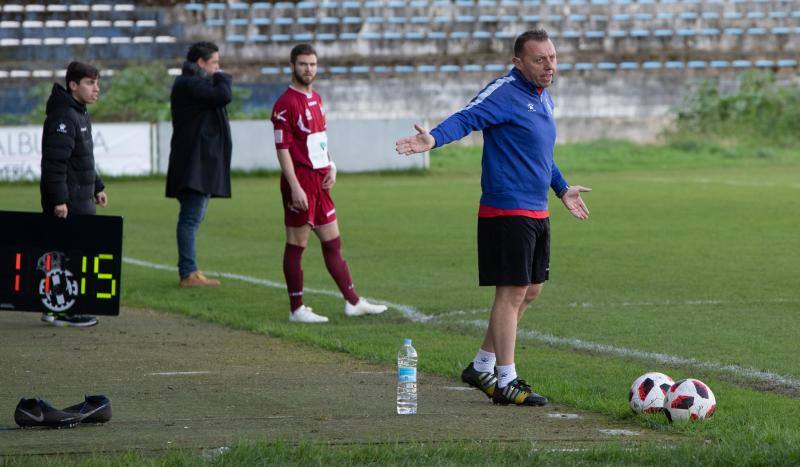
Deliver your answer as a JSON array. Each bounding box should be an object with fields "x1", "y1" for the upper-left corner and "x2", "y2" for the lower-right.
[{"x1": 0, "y1": 308, "x2": 674, "y2": 455}]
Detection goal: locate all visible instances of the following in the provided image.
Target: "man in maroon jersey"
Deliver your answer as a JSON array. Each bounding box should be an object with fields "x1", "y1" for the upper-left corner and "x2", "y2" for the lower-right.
[{"x1": 271, "y1": 43, "x2": 387, "y2": 323}]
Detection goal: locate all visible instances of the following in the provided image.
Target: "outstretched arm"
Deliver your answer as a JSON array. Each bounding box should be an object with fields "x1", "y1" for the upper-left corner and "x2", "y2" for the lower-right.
[
  {"x1": 395, "y1": 124, "x2": 435, "y2": 156},
  {"x1": 560, "y1": 185, "x2": 592, "y2": 220}
]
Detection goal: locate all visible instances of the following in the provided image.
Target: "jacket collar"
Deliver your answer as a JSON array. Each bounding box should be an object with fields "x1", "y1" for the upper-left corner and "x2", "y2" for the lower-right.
[{"x1": 182, "y1": 61, "x2": 207, "y2": 78}]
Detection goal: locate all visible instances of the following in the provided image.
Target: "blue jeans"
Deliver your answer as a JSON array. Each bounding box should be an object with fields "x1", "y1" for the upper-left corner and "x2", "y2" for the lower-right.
[{"x1": 177, "y1": 190, "x2": 210, "y2": 278}]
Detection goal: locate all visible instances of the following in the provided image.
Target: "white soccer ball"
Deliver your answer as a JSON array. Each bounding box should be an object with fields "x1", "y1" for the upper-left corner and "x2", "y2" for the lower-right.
[
  {"x1": 664, "y1": 378, "x2": 717, "y2": 422},
  {"x1": 628, "y1": 372, "x2": 674, "y2": 414}
]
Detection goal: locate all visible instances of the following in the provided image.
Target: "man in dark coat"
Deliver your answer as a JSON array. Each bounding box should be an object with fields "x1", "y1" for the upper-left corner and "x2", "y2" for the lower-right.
[
  {"x1": 166, "y1": 41, "x2": 232, "y2": 288},
  {"x1": 39, "y1": 61, "x2": 107, "y2": 327}
]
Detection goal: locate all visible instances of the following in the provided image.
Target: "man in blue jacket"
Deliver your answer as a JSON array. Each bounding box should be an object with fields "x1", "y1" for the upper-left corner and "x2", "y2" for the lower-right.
[{"x1": 396, "y1": 29, "x2": 591, "y2": 406}]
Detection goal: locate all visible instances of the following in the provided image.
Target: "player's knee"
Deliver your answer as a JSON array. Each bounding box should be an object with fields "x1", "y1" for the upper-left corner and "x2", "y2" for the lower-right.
[{"x1": 524, "y1": 284, "x2": 543, "y2": 304}]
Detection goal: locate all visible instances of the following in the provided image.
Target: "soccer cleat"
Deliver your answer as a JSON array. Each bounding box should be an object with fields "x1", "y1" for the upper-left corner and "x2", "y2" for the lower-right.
[
  {"x1": 289, "y1": 305, "x2": 329, "y2": 323},
  {"x1": 344, "y1": 298, "x2": 388, "y2": 317},
  {"x1": 492, "y1": 378, "x2": 549, "y2": 406},
  {"x1": 41, "y1": 312, "x2": 98, "y2": 328},
  {"x1": 62, "y1": 395, "x2": 112, "y2": 424},
  {"x1": 14, "y1": 398, "x2": 83, "y2": 428},
  {"x1": 180, "y1": 271, "x2": 221, "y2": 288},
  {"x1": 461, "y1": 363, "x2": 497, "y2": 398}
]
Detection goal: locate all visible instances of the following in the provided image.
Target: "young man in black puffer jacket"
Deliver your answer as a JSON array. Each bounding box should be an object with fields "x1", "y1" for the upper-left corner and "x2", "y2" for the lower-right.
[{"x1": 39, "y1": 61, "x2": 108, "y2": 328}]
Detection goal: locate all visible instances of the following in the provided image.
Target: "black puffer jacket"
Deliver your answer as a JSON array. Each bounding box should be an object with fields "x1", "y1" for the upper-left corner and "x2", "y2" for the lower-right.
[
  {"x1": 165, "y1": 61, "x2": 232, "y2": 198},
  {"x1": 39, "y1": 83, "x2": 104, "y2": 215}
]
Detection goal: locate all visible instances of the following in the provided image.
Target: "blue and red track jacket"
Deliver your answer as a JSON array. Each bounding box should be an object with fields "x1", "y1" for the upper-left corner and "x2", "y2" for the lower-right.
[{"x1": 430, "y1": 67, "x2": 569, "y2": 213}]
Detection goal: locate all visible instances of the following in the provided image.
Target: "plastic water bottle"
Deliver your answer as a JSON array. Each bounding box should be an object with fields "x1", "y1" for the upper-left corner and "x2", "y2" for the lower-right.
[{"x1": 397, "y1": 338, "x2": 418, "y2": 415}]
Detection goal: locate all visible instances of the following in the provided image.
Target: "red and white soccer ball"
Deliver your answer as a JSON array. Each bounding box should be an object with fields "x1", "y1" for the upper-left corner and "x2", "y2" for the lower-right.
[
  {"x1": 664, "y1": 378, "x2": 717, "y2": 422},
  {"x1": 628, "y1": 372, "x2": 674, "y2": 414}
]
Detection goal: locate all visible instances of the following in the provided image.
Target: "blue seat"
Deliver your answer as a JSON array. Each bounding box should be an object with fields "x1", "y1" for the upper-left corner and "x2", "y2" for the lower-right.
[
  {"x1": 559, "y1": 63, "x2": 573, "y2": 71},
  {"x1": 723, "y1": 12, "x2": 742, "y2": 19},
  {"x1": 226, "y1": 34, "x2": 245, "y2": 42},
  {"x1": 495, "y1": 31, "x2": 515, "y2": 38},
  {"x1": 427, "y1": 31, "x2": 447, "y2": 39},
  {"x1": 479, "y1": 15, "x2": 498, "y2": 22},
  {"x1": 316, "y1": 33, "x2": 336, "y2": 40},
  {"x1": 772, "y1": 27, "x2": 791, "y2": 35},
  {"x1": 253, "y1": 18, "x2": 270, "y2": 25},
  {"x1": 229, "y1": 18, "x2": 248, "y2": 26},
  {"x1": 293, "y1": 33, "x2": 313, "y2": 41},
  {"x1": 229, "y1": 2, "x2": 248, "y2": 8},
  {"x1": 747, "y1": 27, "x2": 767, "y2": 35},
  {"x1": 339, "y1": 32, "x2": 358, "y2": 40},
  {"x1": 769, "y1": 11, "x2": 786, "y2": 19},
  {"x1": 575, "y1": 62, "x2": 593, "y2": 71},
  {"x1": 330, "y1": 66, "x2": 347, "y2": 74},
  {"x1": 677, "y1": 28, "x2": 696, "y2": 36},
  {"x1": 341, "y1": 1, "x2": 360, "y2": 7},
  {"x1": 252, "y1": 2, "x2": 271, "y2": 9},
  {"x1": 409, "y1": 0, "x2": 427, "y2": 6},
  {"x1": 591, "y1": 15, "x2": 608, "y2": 21},
  {"x1": 274, "y1": 2, "x2": 294, "y2": 9},
  {"x1": 597, "y1": 62, "x2": 616, "y2": 70},
  {"x1": 499, "y1": 15, "x2": 517, "y2": 22},
  {"x1": 395, "y1": 65, "x2": 414, "y2": 73},
  {"x1": 473, "y1": 31, "x2": 491, "y2": 38},
  {"x1": 207, "y1": 3, "x2": 226, "y2": 10},
  {"x1": 778, "y1": 59, "x2": 798, "y2": 67},
  {"x1": 440, "y1": 64, "x2": 460, "y2": 73},
  {"x1": 546, "y1": 15, "x2": 563, "y2": 22},
  {"x1": 372, "y1": 65, "x2": 388, "y2": 73},
  {"x1": 388, "y1": 0, "x2": 406, "y2": 7},
  {"x1": 261, "y1": 67, "x2": 280, "y2": 75},
  {"x1": 746, "y1": 11, "x2": 765, "y2": 19},
  {"x1": 383, "y1": 31, "x2": 402, "y2": 39},
  {"x1": 484, "y1": 64, "x2": 508, "y2": 72},
  {"x1": 562, "y1": 30, "x2": 581, "y2": 38},
  {"x1": 791, "y1": 10, "x2": 800, "y2": 18},
  {"x1": 362, "y1": 32, "x2": 381, "y2": 39},
  {"x1": 297, "y1": 1, "x2": 317, "y2": 8},
  {"x1": 521, "y1": 15, "x2": 540, "y2": 22},
  {"x1": 609, "y1": 30, "x2": 627, "y2": 37},
  {"x1": 634, "y1": 13, "x2": 652, "y2": 21},
  {"x1": 249, "y1": 34, "x2": 268, "y2": 41},
  {"x1": 410, "y1": 16, "x2": 429, "y2": 24},
  {"x1": 343, "y1": 16, "x2": 362, "y2": 24},
  {"x1": 456, "y1": 16, "x2": 476, "y2": 22},
  {"x1": 619, "y1": 62, "x2": 638, "y2": 69},
  {"x1": 298, "y1": 17, "x2": 316, "y2": 25},
  {"x1": 679, "y1": 12, "x2": 697, "y2": 20},
  {"x1": 755, "y1": 60, "x2": 774, "y2": 67},
  {"x1": 274, "y1": 18, "x2": 293, "y2": 25},
  {"x1": 450, "y1": 31, "x2": 470, "y2": 39},
  {"x1": 701, "y1": 12, "x2": 719, "y2": 19},
  {"x1": 320, "y1": 17, "x2": 340, "y2": 24},
  {"x1": 389, "y1": 17, "x2": 407, "y2": 24},
  {"x1": 687, "y1": 60, "x2": 706, "y2": 68},
  {"x1": 405, "y1": 31, "x2": 425, "y2": 39},
  {"x1": 433, "y1": 16, "x2": 450, "y2": 23},
  {"x1": 657, "y1": 12, "x2": 674, "y2": 20},
  {"x1": 462, "y1": 64, "x2": 482, "y2": 72},
  {"x1": 271, "y1": 34, "x2": 290, "y2": 42},
  {"x1": 350, "y1": 66, "x2": 369, "y2": 73},
  {"x1": 733, "y1": 60, "x2": 752, "y2": 68},
  {"x1": 630, "y1": 29, "x2": 650, "y2": 37},
  {"x1": 612, "y1": 14, "x2": 631, "y2": 21},
  {"x1": 701, "y1": 28, "x2": 720, "y2": 36},
  {"x1": 206, "y1": 19, "x2": 225, "y2": 26},
  {"x1": 568, "y1": 14, "x2": 587, "y2": 21},
  {"x1": 366, "y1": 17, "x2": 385, "y2": 24},
  {"x1": 642, "y1": 61, "x2": 662, "y2": 69},
  {"x1": 184, "y1": 4, "x2": 203, "y2": 11},
  {"x1": 710, "y1": 60, "x2": 729, "y2": 68},
  {"x1": 585, "y1": 30, "x2": 603, "y2": 38}
]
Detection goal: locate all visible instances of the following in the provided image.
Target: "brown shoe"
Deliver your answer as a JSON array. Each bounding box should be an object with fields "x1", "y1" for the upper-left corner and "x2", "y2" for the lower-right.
[{"x1": 180, "y1": 271, "x2": 221, "y2": 288}]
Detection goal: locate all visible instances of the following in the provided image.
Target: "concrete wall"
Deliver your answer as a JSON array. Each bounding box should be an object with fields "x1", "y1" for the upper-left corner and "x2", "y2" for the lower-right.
[{"x1": 157, "y1": 118, "x2": 428, "y2": 173}]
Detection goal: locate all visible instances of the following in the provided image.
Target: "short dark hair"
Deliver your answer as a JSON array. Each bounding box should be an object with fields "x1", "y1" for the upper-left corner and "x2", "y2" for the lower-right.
[
  {"x1": 187, "y1": 41, "x2": 219, "y2": 62},
  {"x1": 65, "y1": 61, "x2": 99, "y2": 87},
  {"x1": 514, "y1": 29, "x2": 550, "y2": 57},
  {"x1": 290, "y1": 43, "x2": 317, "y2": 64}
]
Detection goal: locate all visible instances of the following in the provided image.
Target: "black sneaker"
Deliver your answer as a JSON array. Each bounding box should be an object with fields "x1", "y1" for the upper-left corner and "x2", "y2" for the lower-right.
[
  {"x1": 492, "y1": 378, "x2": 549, "y2": 406},
  {"x1": 14, "y1": 398, "x2": 84, "y2": 428},
  {"x1": 63, "y1": 395, "x2": 112, "y2": 424},
  {"x1": 41, "y1": 312, "x2": 98, "y2": 328},
  {"x1": 461, "y1": 363, "x2": 497, "y2": 398}
]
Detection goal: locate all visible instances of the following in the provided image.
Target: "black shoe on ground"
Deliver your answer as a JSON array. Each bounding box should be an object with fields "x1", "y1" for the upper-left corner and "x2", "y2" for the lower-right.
[
  {"x1": 461, "y1": 363, "x2": 497, "y2": 399},
  {"x1": 41, "y1": 312, "x2": 98, "y2": 328},
  {"x1": 492, "y1": 378, "x2": 549, "y2": 406},
  {"x1": 63, "y1": 395, "x2": 112, "y2": 424},
  {"x1": 14, "y1": 398, "x2": 84, "y2": 428}
]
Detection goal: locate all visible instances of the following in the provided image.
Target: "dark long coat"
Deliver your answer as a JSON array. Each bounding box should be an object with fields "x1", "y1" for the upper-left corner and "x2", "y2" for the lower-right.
[{"x1": 165, "y1": 61, "x2": 232, "y2": 198}]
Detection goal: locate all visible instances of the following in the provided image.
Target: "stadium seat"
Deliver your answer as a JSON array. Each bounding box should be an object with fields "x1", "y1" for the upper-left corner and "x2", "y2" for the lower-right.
[
  {"x1": 559, "y1": 63, "x2": 572, "y2": 71},
  {"x1": 687, "y1": 60, "x2": 706, "y2": 68},
  {"x1": 747, "y1": 27, "x2": 767, "y2": 35},
  {"x1": 456, "y1": 16, "x2": 476, "y2": 22},
  {"x1": 405, "y1": 31, "x2": 425, "y2": 40},
  {"x1": 612, "y1": 14, "x2": 631, "y2": 21},
  {"x1": 569, "y1": 14, "x2": 588, "y2": 22},
  {"x1": 226, "y1": 34, "x2": 246, "y2": 43},
  {"x1": 634, "y1": 13, "x2": 653, "y2": 21},
  {"x1": 701, "y1": 12, "x2": 719, "y2": 19},
  {"x1": 366, "y1": 17, "x2": 385, "y2": 24},
  {"x1": 297, "y1": 1, "x2": 317, "y2": 9},
  {"x1": 362, "y1": 32, "x2": 381, "y2": 39},
  {"x1": 562, "y1": 30, "x2": 581, "y2": 38},
  {"x1": 274, "y1": 18, "x2": 293, "y2": 25},
  {"x1": 450, "y1": 31, "x2": 469, "y2": 39},
  {"x1": 252, "y1": 3, "x2": 272, "y2": 9},
  {"x1": 778, "y1": 59, "x2": 797, "y2": 67},
  {"x1": 585, "y1": 30, "x2": 604, "y2": 38},
  {"x1": 619, "y1": 62, "x2": 638, "y2": 69},
  {"x1": 462, "y1": 64, "x2": 482, "y2": 72},
  {"x1": 417, "y1": 65, "x2": 437, "y2": 73},
  {"x1": 746, "y1": 11, "x2": 765, "y2": 19},
  {"x1": 207, "y1": 3, "x2": 226, "y2": 10},
  {"x1": 253, "y1": 18, "x2": 270, "y2": 26},
  {"x1": 350, "y1": 66, "x2": 369, "y2": 74},
  {"x1": 320, "y1": 17, "x2": 340, "y2": 24},
  {"x1": 343, "y1": 16, "x2": 362, "y2": 24},
  {"x1": 710, "y1": 60, "x2": 729, "y2": 68},
  {"x1": 338, "y1": 32, "x2": 358, "y2": 40},
  {"x1": 725, "y1": 28, "x2": 743, "y2": 35},
  {"x1": 271, "y1": 34, "x2": 290, "y2": 42},
  {"x1": 427, "y1": 31, "x2": 447, "y2": 39},
  {"x1": 772, "y1": 27, "x2": 791, "y2": 35},
  {"x1": 410, "y1": 16, "x2": 429, "y2": 24},
  {"x1": 499, "y1": 15, "x2": 517, "y2": 22},
  {"x1": 229, "y1": 18, "x2": 248, "y2": 26},
  {"x1": 261, "y1": 67, "x2": 280, "y2": 75},
  {"x1": 316, "y1": 33, "x2": 336, "y2": 40},
  {"x1": 733, "y1": 60, "x2": 752, "y2": 68},
  {"x1": 609, "y1": 30, "x2": 627, "y2": 37},
  {"x1": 184, "y1": 4, "x2": 204, "y2": 11},
  {"x1": 521, "y1": 15, "x2": 540, "y2": 22},
  {"x1": 395, "y1": 65, "x2": 414, "y2": 73},
  {"x1": 383, "y1": 32, "x2": 403, "y2": 39},
  {"x1": 495, "y1": 31, "x2": 515, "y2": 38},
  {"x1": 642, "y1": 61, "x2": 662, "y2": 69},
  {"x1": 372, "y1": 65, "x2": 388, "y2": 73},
  {"x1": 677, "y1": 29, "x2": 696, "y2": 36},
  {"x1": 755, "y1": 60, "x2": 774, "y2": 67},
  {"x1": 723, "y1": 12, "x2": 742, "y2": 19},
  {"x1": 249, "y1": 34, "x2": 268, "y2": 41},
  {"x1": 229, "y1": 3, "x2": 249, "y2": 10},
  {"x1": 297, "y1": 17, "x2": 316, "y2": 25},
  {"x1": 206, "y1": 19, "x2": 225, "y2": 27},
  {"x1": 657, "y1": 13, "x2": 674, "y2": 20},
  {"x1": 479, "y1": 15, "x2": 498, "y2": 22},
  {"x1": 679, "y1": 12, "x2": 698, "y2": 20},
  {"x1": 575, "y1": 62, "x2": 592, "y2": 70},
  {"x1": 330, "y1": 66, "x2": 347, "y2": 74},
  {"x1": 294, "y1": 33, "x2": 314, "y2": 41},
  {"x1": 484, "y1": 63, "x2": 508, "y2": 72},
  {"x1": 388, "y1": 17, "x2": 407, "y2": 24},
  {"x1": 597, "y1": 62, "x2": 616, "y2": 70},
  {"x1": 769, "y1": 11, "x2": 786, "y2": 19},
  {"x1": 630, "y1": 29, "x2": 650, "y2": 37}
]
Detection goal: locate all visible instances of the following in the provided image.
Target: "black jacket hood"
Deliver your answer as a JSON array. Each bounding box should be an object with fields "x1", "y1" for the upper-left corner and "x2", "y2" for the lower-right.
[{"x1": 45, "y1": 83, "x2": 86, "y2": 117}]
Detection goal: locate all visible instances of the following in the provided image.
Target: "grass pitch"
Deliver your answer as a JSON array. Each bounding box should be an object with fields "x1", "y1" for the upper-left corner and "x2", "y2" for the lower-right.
[{"x1": 1, "y1": 140, "x2": 799, "y2": 464}]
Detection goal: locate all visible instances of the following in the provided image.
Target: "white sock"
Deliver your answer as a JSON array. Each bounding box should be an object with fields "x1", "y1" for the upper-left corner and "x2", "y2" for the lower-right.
[
  {"x1": 472, "y1": 349, "x2": 496, "y2": 373},
  {"x1": 496, "y1": 363, "x2": 517, "y2": 388}
]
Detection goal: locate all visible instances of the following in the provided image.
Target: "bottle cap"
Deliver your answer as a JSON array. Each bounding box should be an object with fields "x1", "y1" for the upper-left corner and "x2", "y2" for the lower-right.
[{"x1": 403, "y1": 338, "x2": 412, "y2": 346}]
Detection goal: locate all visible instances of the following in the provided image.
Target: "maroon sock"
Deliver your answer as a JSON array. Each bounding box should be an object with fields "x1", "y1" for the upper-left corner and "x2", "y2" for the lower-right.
[
  {"x1": 321, "y1": 237, "x2": 359, "y2": 305},
  {"x1": 283, "y1": 243, "x2": 305, "y2": 312}
]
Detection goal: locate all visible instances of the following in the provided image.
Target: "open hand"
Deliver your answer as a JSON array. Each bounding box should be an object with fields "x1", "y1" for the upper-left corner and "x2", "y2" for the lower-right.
[{"x1": 395, "y1": 124, "x2": 435, "y2": 155}]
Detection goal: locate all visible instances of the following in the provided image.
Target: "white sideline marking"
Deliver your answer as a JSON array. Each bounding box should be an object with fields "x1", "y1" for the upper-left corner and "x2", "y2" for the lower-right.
[
  {"x1": 598, "y1": 429, "x2": 640, "y2": 436},
  {"x1": 123, "y1": 257, "x2": 800, "y2": 392},
  {"x1": 147, "y1": 371, "x2": 212, "y2": 376},
  {"x1": 548, "y1": 413, "x2": 581, "y2": 419}
]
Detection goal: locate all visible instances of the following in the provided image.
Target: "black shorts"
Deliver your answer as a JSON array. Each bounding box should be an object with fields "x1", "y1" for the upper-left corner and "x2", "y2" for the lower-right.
[{"x1": 477, "y1": 216, "x2": 550, "y2": 286}]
